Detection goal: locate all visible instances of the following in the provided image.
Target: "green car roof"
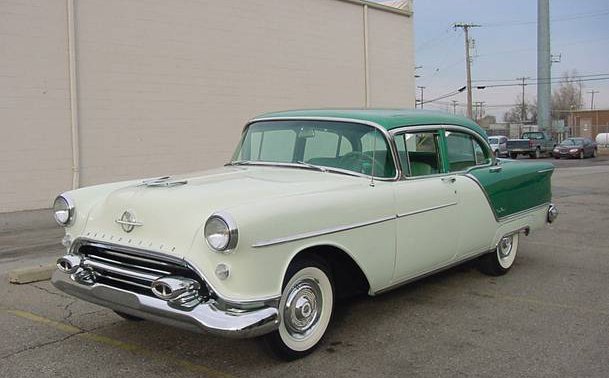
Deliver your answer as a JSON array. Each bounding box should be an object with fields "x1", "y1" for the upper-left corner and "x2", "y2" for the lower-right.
[{"x1": 254, "y1": 109, "x2": 487, "y2": 137}]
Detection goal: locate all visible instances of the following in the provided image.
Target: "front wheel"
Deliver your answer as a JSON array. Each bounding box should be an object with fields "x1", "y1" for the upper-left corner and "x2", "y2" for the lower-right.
[
  {"x1": 510, "y1": 153, "x2": 518, "y2": 159},
  {"x1": 478, "y1": 233, "x2": 519, "y2": 276},
  {"x1": 530, "y1": 148, "x2": 541, "y2": 159},
  {"x1": 264, "y1": 258, "x2": 334, "y2": 361},
  {"x1": 592, "y1": 149, "x2": 597, "y2": 158},
  {"x1": 579, "y1": 151, "x2": 585, "y2": 159}
]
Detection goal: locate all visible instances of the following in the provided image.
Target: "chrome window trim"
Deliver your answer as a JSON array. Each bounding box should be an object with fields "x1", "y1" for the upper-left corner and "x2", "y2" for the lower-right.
[
  {"x1": 252, "y1": 215, "x2": 397, "y2": 248},
  {"x1": 238, "y1": 116, "x2": 402, "y2": 181},
  {"x1": 389, "y1": 124, "x2": 495, "y2": 180}
]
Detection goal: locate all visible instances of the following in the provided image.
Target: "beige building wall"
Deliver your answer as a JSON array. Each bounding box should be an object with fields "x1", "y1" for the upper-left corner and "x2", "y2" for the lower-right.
[
  {"x1": 0, "y1": 0, "x2": 414, "y2": 213},
  {"x1": 1, "y1": 0, "x2": 73, "y2": 212}
]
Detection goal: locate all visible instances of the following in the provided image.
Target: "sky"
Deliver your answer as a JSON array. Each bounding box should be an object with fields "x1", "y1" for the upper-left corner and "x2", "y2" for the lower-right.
[{"x1": 379, "y1": 0, "x2": 609, "y2": 119}]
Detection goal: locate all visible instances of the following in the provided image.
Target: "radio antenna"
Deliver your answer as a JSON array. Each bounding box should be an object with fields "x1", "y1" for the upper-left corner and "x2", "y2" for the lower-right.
[{"x1": 370, "y1": 130, "x2": 377, "y2": 187}]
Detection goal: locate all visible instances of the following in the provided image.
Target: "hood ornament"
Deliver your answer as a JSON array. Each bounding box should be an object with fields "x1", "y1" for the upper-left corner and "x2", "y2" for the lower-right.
[
  {"x1": 142, "y1": 176, "x2": 187, "y2": 187},
  {"x1": 116, "y1": 211, "x2": 142, "y2": 233}
]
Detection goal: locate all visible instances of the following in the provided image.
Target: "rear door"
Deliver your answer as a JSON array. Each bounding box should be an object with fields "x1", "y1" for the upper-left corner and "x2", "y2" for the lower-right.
[{"x1": 392, "y1": 129, "x2": 459, "y2": 282}]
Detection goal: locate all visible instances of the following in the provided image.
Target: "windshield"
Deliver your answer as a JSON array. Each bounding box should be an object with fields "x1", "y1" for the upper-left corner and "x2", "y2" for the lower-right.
[
  {"x1": 231, "y1": 120, "x2": 396, "y2": 178},
  {"x1": 560, "y1": 139, "x2": 583, "y2": 146},
  {"x1": 488, "y1": 137, "x2": 499, "y2": 144}
]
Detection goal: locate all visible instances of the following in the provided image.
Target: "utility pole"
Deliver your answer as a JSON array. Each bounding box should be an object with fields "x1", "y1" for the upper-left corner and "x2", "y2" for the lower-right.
[
  {"x1": 588, "y1": 90, "x2": 599, "y2": 110},
  {"x1": 417, "y1": 86, "x2": 426, "y2": 109},
  {"x1": 454, "y1": 23, "x2": 480, "y2": 119},
  {"x1": 517, "y1": 77, "x2": 530, "y2": 123},
  {"x1": 474, "y1": 101, "x2": 485, "y2": 121},
  {"x1": 537, "y1": 0, "x2": 551, "y2": 132},
  {"x1": 451, "y1": 100, "x2": 458, "y2": 115}
]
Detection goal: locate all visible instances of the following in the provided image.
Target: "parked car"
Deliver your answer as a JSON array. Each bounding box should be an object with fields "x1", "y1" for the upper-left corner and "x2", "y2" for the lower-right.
[
  {"x1": 552, "y1": 137, "x2": 597, "y2": 159},
  {"x1": 51, "y1": 109, "x2": 558, "y2": 360},
  {"x1": 507, "y1": 131, "x2": 556, "y2": 159},
  {"x1": 488, "y1": 135, "x2": 508, "y2": 157}
]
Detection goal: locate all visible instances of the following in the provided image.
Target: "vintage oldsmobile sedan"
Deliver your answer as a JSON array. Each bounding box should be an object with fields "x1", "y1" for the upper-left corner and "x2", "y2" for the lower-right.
[{"x1": 51, "y1": 109, "x2": 558, "y2": 360}]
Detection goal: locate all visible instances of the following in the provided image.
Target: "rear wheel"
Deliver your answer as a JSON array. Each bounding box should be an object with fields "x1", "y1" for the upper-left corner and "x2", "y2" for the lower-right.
[
  {"x1": 264, "y1": 258, "x2": 334, "y2": 361},
  {"x1": 479, "y1": 233, "x2": 519, "y2": 276}
]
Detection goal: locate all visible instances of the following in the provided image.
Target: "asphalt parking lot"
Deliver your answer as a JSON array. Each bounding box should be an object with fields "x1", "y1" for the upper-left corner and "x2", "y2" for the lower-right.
[{"x1": 1, "y1": 156, "x2": 608, "y2": 377}]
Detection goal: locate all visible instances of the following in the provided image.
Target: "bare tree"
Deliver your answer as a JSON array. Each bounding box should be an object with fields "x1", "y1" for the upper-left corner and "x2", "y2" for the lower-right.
[
  {"x1": 503, "y1": 94, "x2": 537, "y2": 123},
  {"x1": 552, "y1": 70, "x2": 583, "y2": 121}
]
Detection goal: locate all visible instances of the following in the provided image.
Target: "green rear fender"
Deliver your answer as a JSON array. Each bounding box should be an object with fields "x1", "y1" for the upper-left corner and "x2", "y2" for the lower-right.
[{"x1": 467, "y1": 160, "x2": 554, "y2": 219}]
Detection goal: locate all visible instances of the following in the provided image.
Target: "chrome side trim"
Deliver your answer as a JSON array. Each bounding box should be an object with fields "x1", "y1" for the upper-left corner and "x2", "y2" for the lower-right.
[
  {"x1": 252, "y1": 215, "x2": 396, "y2": 248},
  {"x1": 537, "y1": 168, "x2": 554, "y2": 173},
  {"x1": 396, "y1": 202, "x2": 458, "y2": 218},
  {"x1": 498, "y1": 202, "x2": 550, "y2": 223},
  {"x1": 242, "y1": 116, "x2": 402, "y2": 181}
]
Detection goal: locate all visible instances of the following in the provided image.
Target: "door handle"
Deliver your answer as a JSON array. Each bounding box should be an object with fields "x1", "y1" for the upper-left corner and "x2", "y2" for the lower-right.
[
  {"x1": 441, "y1": 177, "x2": 456, "y2": 184},
  {"x1": 489, "y1": 166, "x2": 502, "y2": 173}
]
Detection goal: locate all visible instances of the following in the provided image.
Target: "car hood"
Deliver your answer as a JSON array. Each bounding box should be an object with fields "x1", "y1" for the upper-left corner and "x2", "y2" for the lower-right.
[{"x1": 83, "y1": 166, "x2": 366, "y2": 257}]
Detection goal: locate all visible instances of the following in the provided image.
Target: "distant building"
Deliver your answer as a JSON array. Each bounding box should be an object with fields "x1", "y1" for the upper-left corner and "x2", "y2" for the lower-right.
[{"x1": 568, "y1": 110, "x2": 609, "y2": 139}]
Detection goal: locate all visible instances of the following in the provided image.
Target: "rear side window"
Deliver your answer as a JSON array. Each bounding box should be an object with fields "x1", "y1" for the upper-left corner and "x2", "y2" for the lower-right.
[{"x1": 445, "y1": 131, "x2": 490, "y2": 172}]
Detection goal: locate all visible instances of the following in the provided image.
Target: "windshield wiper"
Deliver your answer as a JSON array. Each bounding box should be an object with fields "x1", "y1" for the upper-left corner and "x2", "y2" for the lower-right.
[
  {"x1": 296, "y1": 161, "x2": 327, "y2": 173},
  {"x1": 226, "y1": 160, "x2": 256, "y2": 166}
]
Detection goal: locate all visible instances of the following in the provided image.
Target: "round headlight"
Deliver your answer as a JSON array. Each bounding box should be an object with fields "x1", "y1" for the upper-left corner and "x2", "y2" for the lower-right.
[
  {"x1": 53, "y1": 195, "x2": 75, "y2": 226},
  {"x1": 204, "y1": 213, "x2": 238, "y2": 252}
]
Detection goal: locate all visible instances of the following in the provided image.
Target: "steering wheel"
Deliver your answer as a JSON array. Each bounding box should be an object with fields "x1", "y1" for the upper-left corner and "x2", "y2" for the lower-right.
[{"x1": 338, "y1": 151, "x2": 385, "y2": 176}]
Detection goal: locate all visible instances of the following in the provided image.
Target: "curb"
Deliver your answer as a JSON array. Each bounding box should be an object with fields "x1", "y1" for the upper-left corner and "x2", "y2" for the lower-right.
[{"x1": 8, "y1": 264, "x2": 56, "y2": 284}]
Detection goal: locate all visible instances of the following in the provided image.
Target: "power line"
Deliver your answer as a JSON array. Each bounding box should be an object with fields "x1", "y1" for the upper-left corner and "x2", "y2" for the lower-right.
[
  {"x1": 473, "y1": 73, "x2": 609, "y2": 83},
  {"x1": 483, "y1": 9, "x2": 609, "y2": 28}
]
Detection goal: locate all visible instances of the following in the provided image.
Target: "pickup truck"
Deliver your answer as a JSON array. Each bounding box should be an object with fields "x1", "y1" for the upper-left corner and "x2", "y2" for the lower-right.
[{"x1": 507, "y1": 131, "x2": 556, "y2": 159}]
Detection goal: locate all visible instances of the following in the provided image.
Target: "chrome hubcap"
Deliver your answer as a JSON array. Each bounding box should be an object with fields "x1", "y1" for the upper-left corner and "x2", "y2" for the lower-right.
[
  {"x1": 283, "y1": 279, "x2": 322, "y2": 338},
  {"x1": 498, "y1": 235, "x2": 513, "y2": 259}
]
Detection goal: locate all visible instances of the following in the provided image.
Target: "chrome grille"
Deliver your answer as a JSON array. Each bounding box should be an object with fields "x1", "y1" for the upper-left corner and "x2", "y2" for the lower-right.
[{"x1": 77, "y1": 243, "x2": 210, "y2": 300}]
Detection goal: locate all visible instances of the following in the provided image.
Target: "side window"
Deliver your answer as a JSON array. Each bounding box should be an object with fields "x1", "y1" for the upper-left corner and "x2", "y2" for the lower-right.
[
  {"x1": 401, "y1": 131, "x2": 441, "y2": 177},
  {"x1": 445, "y1": 131, "x2": 489, "y2": 171},
  {"x1": 356, "y1": 130, "x2": 395, "y2": 178}
]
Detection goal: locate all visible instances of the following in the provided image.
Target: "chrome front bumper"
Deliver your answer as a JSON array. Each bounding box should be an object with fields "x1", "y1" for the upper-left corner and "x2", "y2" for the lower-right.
[{"x1": 51, "y1": 270, "x2": 279, "y2": 338}]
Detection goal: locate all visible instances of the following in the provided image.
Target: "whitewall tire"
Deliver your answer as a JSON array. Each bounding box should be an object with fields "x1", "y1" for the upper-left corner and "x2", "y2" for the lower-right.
[
  {"x1": 479, "y1": 233, "x2": 519, "y2": 276},
  {"x1": 264, "y1": 258, "x2": 334, "y2": 360}
]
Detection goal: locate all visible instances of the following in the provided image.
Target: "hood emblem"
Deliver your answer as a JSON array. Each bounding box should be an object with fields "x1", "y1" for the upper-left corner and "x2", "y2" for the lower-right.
[{"x1": 115, "y1": 211, "x2": 143, "y2": 233}]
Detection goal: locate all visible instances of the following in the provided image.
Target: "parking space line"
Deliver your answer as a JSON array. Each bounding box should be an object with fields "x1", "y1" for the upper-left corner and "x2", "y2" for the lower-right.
[{"x1": 2, "y1": 308, "x2": 234, "y2": 378}]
